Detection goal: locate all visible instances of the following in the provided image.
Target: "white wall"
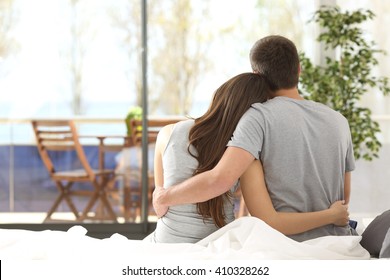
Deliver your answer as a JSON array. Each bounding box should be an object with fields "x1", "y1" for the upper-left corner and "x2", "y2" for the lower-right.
[{"x1": 350, "y1": 143, "x2": 390, "y2": 217}]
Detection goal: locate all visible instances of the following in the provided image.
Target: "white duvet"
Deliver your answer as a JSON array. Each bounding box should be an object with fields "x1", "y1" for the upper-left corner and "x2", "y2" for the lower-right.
[{"x1": 0, "y1": 217, "x2": 370, "y2": 260}]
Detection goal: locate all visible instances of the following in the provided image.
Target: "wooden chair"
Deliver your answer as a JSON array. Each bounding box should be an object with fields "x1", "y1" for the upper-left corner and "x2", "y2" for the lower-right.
[
  {"x1": 122, "y1": 117, "x2": 184, "y2": 221},
  {"x1": 31, "y1": 120, "x2": 118, "y2": 222}
]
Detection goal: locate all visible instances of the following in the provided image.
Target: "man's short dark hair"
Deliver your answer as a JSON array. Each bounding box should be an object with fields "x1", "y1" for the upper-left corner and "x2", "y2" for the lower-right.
[{"x1": 250, "y1": 35, "x2": 300, "y2": 91}]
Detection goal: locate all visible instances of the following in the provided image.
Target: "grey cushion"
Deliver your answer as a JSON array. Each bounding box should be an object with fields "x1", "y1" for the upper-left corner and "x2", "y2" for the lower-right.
[
  {"x1": 379, "y1": 228, "x2": 390, "y2": 258},
  {"x1": 360, "y1": 210, "x2": 390, "y2": 257}
]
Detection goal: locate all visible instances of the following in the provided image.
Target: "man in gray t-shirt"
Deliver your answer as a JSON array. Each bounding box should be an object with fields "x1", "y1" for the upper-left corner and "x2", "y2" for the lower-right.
[
  {"x1": 228, "y1": 96, "x2": 355, "y2": 241},
  {"x1": 154, "y1": 35, "x2": 356, "y2": 242}
]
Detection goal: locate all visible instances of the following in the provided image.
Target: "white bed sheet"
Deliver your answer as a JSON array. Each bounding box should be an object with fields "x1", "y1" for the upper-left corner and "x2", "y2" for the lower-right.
[{"x1": 0, "y1": 217, "x2": 370, "y2": 260}]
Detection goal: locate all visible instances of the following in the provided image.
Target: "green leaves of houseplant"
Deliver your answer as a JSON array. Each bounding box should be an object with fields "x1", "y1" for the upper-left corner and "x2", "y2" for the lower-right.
[
  {"x1": 299, "y1": 6, "x2": 390, "y2": 161},
  {"x1": 125, "y1": 106, "x2": 143, "y2": 136}
]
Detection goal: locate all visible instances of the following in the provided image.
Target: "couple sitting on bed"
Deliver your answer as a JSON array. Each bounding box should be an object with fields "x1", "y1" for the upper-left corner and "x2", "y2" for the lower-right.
[{"x1": 148, "y1": 35, "x2": 390, "y2": 258}]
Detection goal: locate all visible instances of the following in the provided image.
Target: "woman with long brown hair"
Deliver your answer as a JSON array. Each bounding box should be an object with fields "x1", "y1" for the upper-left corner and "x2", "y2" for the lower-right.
[{"x1": 149, "y1": 73, "x2": 269, "y2": 243}]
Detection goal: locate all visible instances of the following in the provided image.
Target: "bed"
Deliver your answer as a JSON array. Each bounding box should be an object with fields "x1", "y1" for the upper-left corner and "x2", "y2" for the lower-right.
[{"x1": 0, "y1": 217, "x2": 370, "y2": 260}]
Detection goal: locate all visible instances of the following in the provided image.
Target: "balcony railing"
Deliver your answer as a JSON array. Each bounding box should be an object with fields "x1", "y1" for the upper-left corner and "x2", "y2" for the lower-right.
[{"x1": 0, "y1": 117, "x2": 145, "y2": 224}]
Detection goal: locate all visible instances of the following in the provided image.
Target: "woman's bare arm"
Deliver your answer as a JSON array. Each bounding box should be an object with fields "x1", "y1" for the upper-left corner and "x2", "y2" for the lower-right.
[
  {"x1": 154, "y1": 124, "x2": 175, "y2": 187},
  {"x1": 344, "y1": 172, "x2": 351, "y2": 205},
  {"x1": 240, "y1": 160, "x2": 349, "y2": 235}
]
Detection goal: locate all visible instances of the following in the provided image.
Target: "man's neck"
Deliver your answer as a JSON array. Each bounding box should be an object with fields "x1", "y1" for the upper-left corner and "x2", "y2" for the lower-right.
[{"x1": 273, "y1": 88, "x2": 304, "y2": 100}]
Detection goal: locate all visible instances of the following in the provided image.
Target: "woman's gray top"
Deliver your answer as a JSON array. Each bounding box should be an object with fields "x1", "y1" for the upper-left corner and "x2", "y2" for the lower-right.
[{"x1": 151, "y1": 119, "x2": 235, "y2": 243}]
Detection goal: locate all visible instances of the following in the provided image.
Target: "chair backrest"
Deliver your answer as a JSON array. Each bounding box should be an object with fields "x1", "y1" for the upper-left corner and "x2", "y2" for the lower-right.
[
  {"x1": 31, "y1": 120, "x2": 94, "y2": 178},
  {"x1": 129, "y1": 118, "x2": 185, "y2": 146}
]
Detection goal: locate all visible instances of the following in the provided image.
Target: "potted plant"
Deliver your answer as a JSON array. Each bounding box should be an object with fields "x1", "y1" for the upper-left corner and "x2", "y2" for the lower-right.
[
  {"x1": 124, "y1": 106, "x2": 143, "y2": 147},
  {"x1": 299, "y1": 5, "x2": 390, "y2": 160},
  {"x1": 125, "y1": 106, "x2": 142, "y2": 136}
]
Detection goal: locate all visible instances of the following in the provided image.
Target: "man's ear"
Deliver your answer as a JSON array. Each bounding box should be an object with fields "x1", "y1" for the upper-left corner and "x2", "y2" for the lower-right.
[{"x1": 298, "y1": 64, "x2": 301, "y2": 76}]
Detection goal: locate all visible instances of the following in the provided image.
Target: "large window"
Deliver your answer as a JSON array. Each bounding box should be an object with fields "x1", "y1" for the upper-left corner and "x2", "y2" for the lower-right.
[{"x1": 1, "y1": 0, "x2": 388, "y2": 236}]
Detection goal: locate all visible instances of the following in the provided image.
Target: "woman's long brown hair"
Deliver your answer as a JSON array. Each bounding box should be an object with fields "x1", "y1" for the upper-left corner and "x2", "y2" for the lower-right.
[{"x1": 188, "y1": 73, "x2": 270, "y2": 227}]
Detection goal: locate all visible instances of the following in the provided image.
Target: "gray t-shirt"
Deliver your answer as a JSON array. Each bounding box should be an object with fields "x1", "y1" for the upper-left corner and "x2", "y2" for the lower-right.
[
  {"x1": 228, "y1": 96, "x2": 356, "y2": 242},
  {"x1": 152, "y1": 119, "x2": 235, "y2": 243}
]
